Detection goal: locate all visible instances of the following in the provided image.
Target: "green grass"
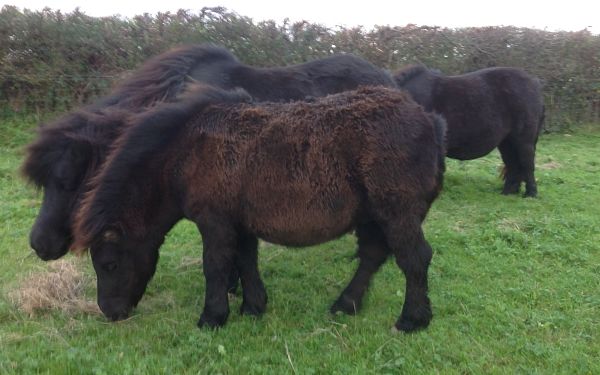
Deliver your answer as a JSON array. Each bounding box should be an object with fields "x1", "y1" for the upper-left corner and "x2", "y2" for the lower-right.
[{"x1": 1, "y1": 119, "x2": 599, "y2": 374}]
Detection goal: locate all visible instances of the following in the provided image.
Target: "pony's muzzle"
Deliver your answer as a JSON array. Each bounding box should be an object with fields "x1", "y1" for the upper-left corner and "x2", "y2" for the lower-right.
[
  {"x1": 98, "y1": 297, "x2": 133, "y2": 321},
  {"x1": 29, "y1": 227, "x2": 70, "y2": 261}
]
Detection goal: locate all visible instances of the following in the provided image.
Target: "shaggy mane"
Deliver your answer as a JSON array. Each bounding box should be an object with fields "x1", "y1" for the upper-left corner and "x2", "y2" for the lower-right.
[
  {"x1": 21, "y1": 109, "x2": 128, "y2": 187},
  {"x1": 109, "y1": 44, "x2": 239, "y2": 109},
  {"x1": 73, "y1": 85, "x2": 252, "y2": 249},
  {"x1": 22, "y1": 44, "x2": 237, "y2": 188}
]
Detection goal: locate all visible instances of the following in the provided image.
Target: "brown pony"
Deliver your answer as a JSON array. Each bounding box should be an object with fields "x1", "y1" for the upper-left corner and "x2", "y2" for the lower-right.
[
  {"x1": 394, "y1": 65, "x2": 544, "y2": 197},
  {"x1": 73, "y1": 85, "x2": 447, "y2": 332},
  {"x1": 21, "y1": 44, "x2": 396, "y2": 261}
]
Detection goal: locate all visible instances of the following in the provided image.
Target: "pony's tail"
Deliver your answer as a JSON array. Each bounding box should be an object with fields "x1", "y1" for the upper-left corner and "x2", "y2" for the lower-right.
[
  {"x1": 538, "y1": 104, "x2": 546, "y2": 138},
  {"x1": 430, "y1": 112, "x2": 448, "y2": 180},
  {"x1": 430, "y1": 112, "x2": 447, "y2": 153},
  {"x1": 500, "y1": 104, "x2": 545, "y2": 181},
  {"x1": 500, "y1": 166, "x2": 507, "y2": 181}
]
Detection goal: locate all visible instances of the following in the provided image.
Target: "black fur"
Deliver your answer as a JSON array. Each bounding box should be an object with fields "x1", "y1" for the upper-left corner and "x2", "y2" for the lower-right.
[{"x1": 394, "y1": 65, "x2": 544, "y2": 197}]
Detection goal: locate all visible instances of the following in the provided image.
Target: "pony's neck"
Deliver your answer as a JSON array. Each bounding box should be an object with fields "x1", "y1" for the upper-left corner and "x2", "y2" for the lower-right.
[
  {"x1": 230, "y1": 65, "x2": 306, "y2": 102},
  {"x1": 128, "y1": 161, "x2": 185, "y2": 240}
]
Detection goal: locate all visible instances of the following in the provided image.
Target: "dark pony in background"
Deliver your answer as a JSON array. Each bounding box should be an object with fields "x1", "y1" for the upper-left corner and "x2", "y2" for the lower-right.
[
  {"x1": 22, "y1": 44, "x2": 396, "y2": 261},
  {"x1": 73, "y1": 85, "x2": 446, "y2": 332},
  {"x1": 394, "y1": 65, "x2": 544, "y2": 197}
]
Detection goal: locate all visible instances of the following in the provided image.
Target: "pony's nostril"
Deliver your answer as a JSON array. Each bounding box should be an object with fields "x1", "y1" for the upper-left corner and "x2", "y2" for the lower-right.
[{"x1": 30, "y1": 234, "x2": 45, "y2": 253}]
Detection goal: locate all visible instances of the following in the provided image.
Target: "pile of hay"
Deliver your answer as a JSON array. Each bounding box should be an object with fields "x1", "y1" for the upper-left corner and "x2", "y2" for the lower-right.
[{"x1": 8, "y1": 259, "x2": 100, "y2": 317}]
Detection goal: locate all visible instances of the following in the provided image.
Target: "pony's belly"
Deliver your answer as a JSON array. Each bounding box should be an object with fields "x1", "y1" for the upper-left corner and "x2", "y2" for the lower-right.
[
  {"x1": 446, "y1": 127, "x2": 507, "y2": 160},
  {"x1": 244, "y1": 192, "x2": 360, "y2": 247},
  {"x1": 447, "y1": 146, "x2": 493, "y2": 160},
  {"x1": 258, "y1": 227, "x2": 353, "y2": 247},
  {"x1": 253, "y1": 214, "x2": 356, "y2": 247}
]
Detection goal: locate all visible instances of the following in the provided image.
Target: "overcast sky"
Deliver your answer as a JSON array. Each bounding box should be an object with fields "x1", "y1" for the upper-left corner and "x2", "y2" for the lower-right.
[{"x1": 3, "y1": 0, "x2": 598, "y2": 33}]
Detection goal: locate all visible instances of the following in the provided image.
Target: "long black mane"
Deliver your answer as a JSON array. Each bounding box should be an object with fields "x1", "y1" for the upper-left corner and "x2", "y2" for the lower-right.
[
  {"x1": 21, "y1": 110, "x2": 127, "y2": 188},
  {"x1": 73, "y1": 85, "x2": 252, "y2": 247},
  {"x1": 22, "y1": 44, "x2": 234, "y2": 186},
  {"x1": 106, "y1": 45, "x2": 239, "y2": 108}
]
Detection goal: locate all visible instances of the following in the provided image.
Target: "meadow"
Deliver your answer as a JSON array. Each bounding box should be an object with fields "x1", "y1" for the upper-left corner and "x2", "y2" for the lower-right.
[{"x1": 0, "y1": 117, "x2": 598, "y2": 374}]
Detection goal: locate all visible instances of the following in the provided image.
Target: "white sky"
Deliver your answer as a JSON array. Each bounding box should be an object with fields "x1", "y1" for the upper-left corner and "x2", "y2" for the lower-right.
[{"x1": 3, "y1": 0, "x2": 598, "y2": 33}]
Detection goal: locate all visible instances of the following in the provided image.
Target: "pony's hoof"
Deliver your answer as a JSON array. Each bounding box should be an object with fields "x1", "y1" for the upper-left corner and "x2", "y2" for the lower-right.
[
  {"x1": 330, "y1": 294, "x2": 360, "y2": 315},
  {"x1": 197, "y1": 313, "x2": 228, "y2": 329},
  {"x1": 395, "y1": 312, "x2": 431, "y2": 333},
  {"x1": 227, "y1": 282, "x2": 240, "y2": 296},
  {"x1": 240, "y1": 301, "x2": 266, "y2": 316}
]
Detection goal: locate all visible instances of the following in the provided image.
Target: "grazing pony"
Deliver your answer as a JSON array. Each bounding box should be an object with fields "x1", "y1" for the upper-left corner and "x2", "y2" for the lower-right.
[
  {"x1": 394, "y1": 65, "x2": 544, "y2": 196},
  {"x1": 73, "y1": 85, "x2": 447, "y2": 332},
  {"x1": 22, "y1": 44, "x2": 396, "y2": 261}
]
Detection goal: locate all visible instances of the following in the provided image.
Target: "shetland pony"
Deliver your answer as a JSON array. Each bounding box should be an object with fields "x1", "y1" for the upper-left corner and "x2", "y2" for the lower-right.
[
  {"x1": 394, "y1": 65, "x2": 544, "y2": 196},
  {"x1": 73, "y1": 85, "x2": 446, "y2": 332}
]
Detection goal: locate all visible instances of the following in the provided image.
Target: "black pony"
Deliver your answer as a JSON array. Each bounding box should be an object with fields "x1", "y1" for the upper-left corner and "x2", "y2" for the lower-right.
[
  {"x1": 394, "y1": 65, "x2": 544, "y2": 196},
  {"x1": 22, "y1": 44, "x2": 396, "y2": 261},
  {"x1": 73, "y1": 85, "x2": 446, "y2": 332}
]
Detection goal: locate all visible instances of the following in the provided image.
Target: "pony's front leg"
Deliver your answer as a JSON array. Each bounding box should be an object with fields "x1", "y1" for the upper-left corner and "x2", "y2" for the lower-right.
[
  {"x1": 197, "y1": 221, "x2": 238, "y2": 329},
  {"x1": 235, "y1": 230, "x2": 267, "y2": 317}
]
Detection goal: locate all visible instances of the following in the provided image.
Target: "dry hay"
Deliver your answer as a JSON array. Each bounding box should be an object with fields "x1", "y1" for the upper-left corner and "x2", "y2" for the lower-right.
[{"x1": 8, "y1": 258, "x2": 100, "y2": 317}]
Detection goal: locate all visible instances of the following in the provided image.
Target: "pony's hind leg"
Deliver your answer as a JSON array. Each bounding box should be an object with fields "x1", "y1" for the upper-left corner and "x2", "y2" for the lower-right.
[
  {"x1": 498, "y1": 139, "x2": 522, "y2": 195},
  {"x1": 516, "y1": 142, "x2": 538, "y2": 197},
  {"x1": 226, "y1": 266, "x2": 240, "y2": 295},
  {"x1": 381, "y1": 217, "x2": 433, "y2": 332},
  {"x1": 235, "y1": 230, "x2": 268, "y2": 317},
  {"x1": 331, "y1": 222, "x2": 390, "y2": 315}
]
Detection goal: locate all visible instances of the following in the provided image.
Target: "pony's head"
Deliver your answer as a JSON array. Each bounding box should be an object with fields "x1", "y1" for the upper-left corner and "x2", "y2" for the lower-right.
[
  {"x1": 88, "y1": 227, "x2": 162, "y2": 320},
  {"x1": 21, "y1": 110, "x2": 123, "y2": 260},
  {"x1": 393, "y1": 64, "x2": 438, "y2": 111}
]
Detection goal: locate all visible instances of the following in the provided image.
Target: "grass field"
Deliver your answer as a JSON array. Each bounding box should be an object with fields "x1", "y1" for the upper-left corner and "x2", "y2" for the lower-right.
[{"x1": 1, "y1": 117, "x2": 598, "y2": 374}]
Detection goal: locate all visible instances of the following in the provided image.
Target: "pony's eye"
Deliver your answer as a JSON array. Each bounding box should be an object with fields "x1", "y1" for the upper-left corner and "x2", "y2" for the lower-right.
[
  {"x1": 103, "y1": 261, "x2": 118, "y2": 272},
  {"x1": 51, "y1": 177, "x2": 76, "y2": 192},
  {"x1": 59, "y1": 180, "x2": 78, "y2": 192},
  {"x1": 102, "y1": 230, "x2": 120, "y2": 243}
]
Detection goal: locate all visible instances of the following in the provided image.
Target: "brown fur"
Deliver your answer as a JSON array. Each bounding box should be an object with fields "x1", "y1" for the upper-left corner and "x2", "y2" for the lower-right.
[
  {"x1": 73, "y1": 85, "x2": 446, "y2": 331},
  {"x1": 74, "y1": 86, "x2": 444, "y2": 249}
]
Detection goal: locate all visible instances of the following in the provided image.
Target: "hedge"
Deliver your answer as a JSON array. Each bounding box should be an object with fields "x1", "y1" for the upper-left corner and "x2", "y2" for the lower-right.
[{"x1": 1, "y1": 6, "x2": 599, "y2": 131}]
